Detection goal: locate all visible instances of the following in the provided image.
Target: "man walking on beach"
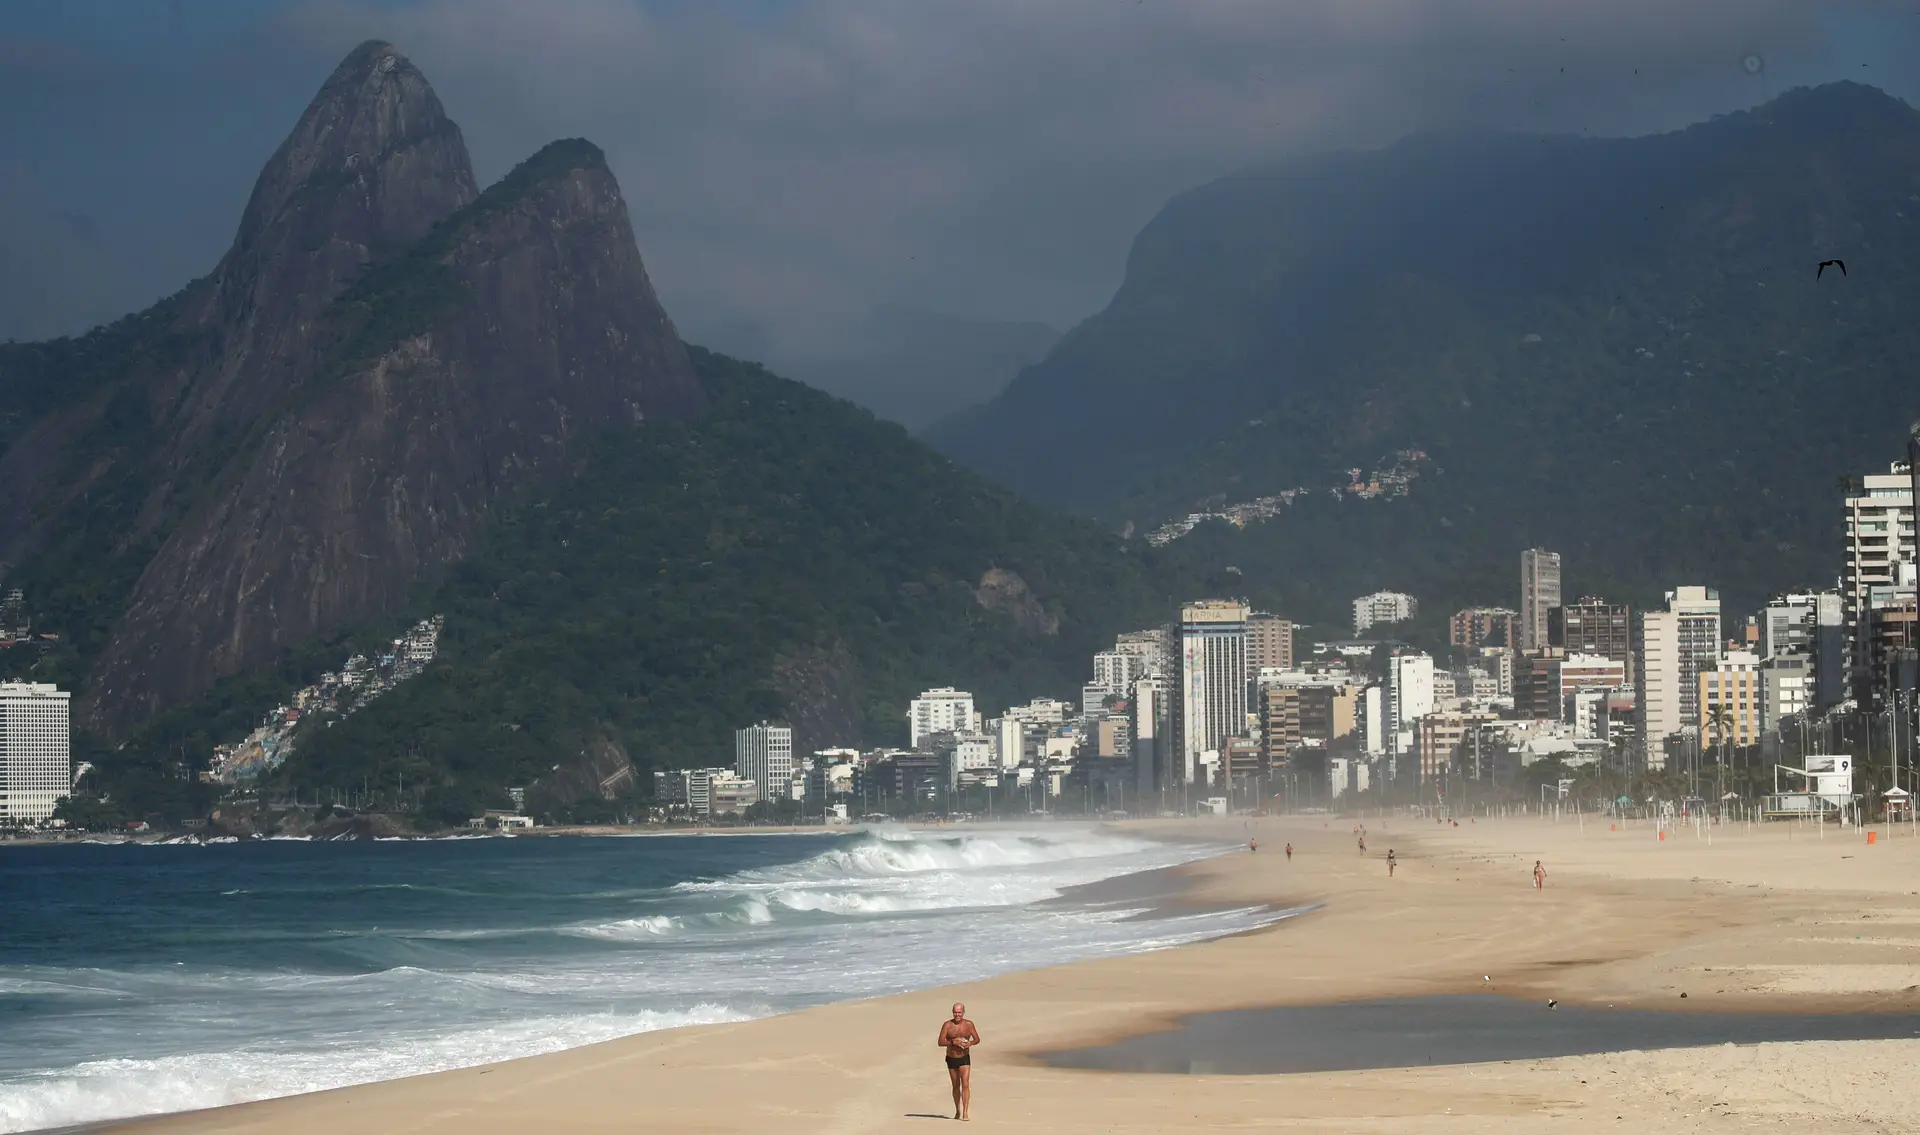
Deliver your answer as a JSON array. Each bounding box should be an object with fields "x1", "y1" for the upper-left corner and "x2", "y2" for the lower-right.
[
  {"x1": 938, "y1": 1002, "x2": 981, "y2": 1121},
  {"x1": 1284, "y1": 842, "x2": 1292, "y2": 861},
  {"x1": 1387, "y1": 849, "x2": 1397, "y2": 877}
]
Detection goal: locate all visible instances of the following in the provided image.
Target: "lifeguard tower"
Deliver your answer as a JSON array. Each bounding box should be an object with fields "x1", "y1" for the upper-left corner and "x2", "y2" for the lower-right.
[{"x1": 1765, "y1": 754, "x2": 1859, "y2": 822}]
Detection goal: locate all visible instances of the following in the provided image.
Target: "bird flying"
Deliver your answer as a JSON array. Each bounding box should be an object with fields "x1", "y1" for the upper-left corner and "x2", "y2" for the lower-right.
[{"x1": 1817, "y1": 259, "x2": 1847, "y2": 279}]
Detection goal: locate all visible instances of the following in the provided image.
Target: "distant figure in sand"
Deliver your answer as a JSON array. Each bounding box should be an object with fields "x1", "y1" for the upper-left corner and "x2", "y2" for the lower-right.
[
  {"x1": 1387, "y1": 849, "x2": 1397, "y2": 876},
  {"x1": 1533, "y1": 860, "x2": 1546, "y2": 889},
  {"x1": 938, "y1": 1002, "x2": 981, "y2": 1121},
  {"x1": 1357, "y1": 836, "x2": 1366, "y2": 854},
  {"x1": 1249, "y1": 838, "x2": 1257, "y2": 853},
  {"x1": 1285, "y1": 842, "x2": 1293, "y2": 861}
]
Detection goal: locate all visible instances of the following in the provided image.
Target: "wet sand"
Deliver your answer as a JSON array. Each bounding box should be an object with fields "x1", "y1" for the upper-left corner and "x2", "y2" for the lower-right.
[
  {"x1": 100, "y1": 814, "x2": 1920, "y2": 1133},
  {"x1": 1043, "y1": 993, "x2": 1920, "y2": 1073}
]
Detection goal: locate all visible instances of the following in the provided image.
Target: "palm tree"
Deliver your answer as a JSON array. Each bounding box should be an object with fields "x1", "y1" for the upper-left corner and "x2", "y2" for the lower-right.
[{"x1": 1705, "y1": 704, "x2": 1735, "y2": 813}]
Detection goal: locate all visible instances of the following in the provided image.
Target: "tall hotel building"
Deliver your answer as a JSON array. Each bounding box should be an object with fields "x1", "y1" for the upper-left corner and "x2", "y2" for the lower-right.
[
  {"x1": 1843, "y1": 464, "x2": 1916, "y2": 704},
  {"x1": 1, "y1": 682, "x2": 70, "y2": 823},
  {"x1": 1177, "y1": 600, "x2": 1249, "y2": 787},
  {"x1": 1520, "y1": 548, "x2": 1562, "y2": 651},
  {"x1": 733, "y1": 722, "x2": 794, "y2": 806}
]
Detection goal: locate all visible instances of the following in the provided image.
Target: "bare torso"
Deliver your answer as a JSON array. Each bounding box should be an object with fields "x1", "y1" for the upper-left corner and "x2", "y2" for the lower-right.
[{"x1": 940, "y1": 1019, "x2": 980, "y2": 1060}]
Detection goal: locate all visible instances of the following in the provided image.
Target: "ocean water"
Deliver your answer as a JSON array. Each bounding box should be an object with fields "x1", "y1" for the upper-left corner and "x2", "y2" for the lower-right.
[{"x1": 0, "y1": 826, "x2": 1280, "y2": 1132}]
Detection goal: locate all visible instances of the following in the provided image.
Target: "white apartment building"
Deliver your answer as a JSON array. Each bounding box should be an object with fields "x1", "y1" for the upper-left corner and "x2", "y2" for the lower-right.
[
  {"x1": 1092, "y1": 650, "x2": 1147, "y2": 697},
  {"x1": 908, "y1": 687, "x2": 978, "y2": 748},
  {"x1": 1669, "y1": 586, "x2": 1723, "y2": 729},
  {"x1": 733, "y1": 722, "x2": 793, "y2": 806},
  {"x1": 1636, "y1": 610, "x2": 1679, "y2": 771},
  {"x1": 1179, "y1": 600, "x2": 1249, "y2": 784},
  {"x1": 993, "y1": 716, "x2": 1026, "y2": 769},
  {"x1": 1, "y1": 682, "x2": 70, "y2": 823},
  {"x1": 1001, "y1": 697, "x2": 1069, "y2": 728},
  {"x1": 1351, "y1": 591, "x2": 1417, "y2": 635},
  {"x1": 1114, "y1": 629, "x2": 1171, "y2": 679},
  {"x1": 1845, "y1": 464, "x2": 1917, "y2": 698},
  {"x1": 1387, "y1": 654, "x2": 1435, "y2": 758},
  {"x1": 1520, "y1": 548, "x2": 1562, "y2": 651},
  {"x1": 1359, "y1": 685, "x2": 1386, "y2": 756},
  {"x1": 944, "y1": 732, "x2": 997, "y2": 787}
]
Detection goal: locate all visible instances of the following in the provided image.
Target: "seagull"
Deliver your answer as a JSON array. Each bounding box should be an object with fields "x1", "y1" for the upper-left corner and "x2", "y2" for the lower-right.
[
  {"x1": 1817, "y1": 259, "x2": 1847, "y2": 279},
  {"x1": 1547, "y1": 999, "x2": 1559, "y2": 1009}
]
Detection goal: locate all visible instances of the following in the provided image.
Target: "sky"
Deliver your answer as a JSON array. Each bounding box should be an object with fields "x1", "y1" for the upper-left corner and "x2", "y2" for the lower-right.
[{"x1": 3, "y1": 0, "x2": 1918, "y2": 357}]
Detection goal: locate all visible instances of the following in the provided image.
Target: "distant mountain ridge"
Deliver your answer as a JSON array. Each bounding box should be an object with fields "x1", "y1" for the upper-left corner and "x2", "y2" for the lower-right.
[
  {"x1": 929, "y1": 82, "x2": 1920, "y2": 615},
  {"x1": 777, "y1": 305, "x2": 1059, "y2": 431}
]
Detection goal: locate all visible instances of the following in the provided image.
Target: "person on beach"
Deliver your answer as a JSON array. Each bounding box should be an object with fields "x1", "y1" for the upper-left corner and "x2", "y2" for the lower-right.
[
  {"x1": 1249, "y1": 837, "x2": 1258, "y2": 853},
  {"x1": 1387, "y1": 849, "x2": 1397, "y2": 876},
  {"x1": 1284, "y1": 842, "x2": 1293, "y2": 861},
  {"x1": 1533, "y1": 860, "x2": 1546, "y2": 889},
  {"x1": 1357, "y1": 835, "x2": 1366, "y2": 854},
  {"x1": 937, "y1": 1002, "x2": 981, "y2": 1121}
]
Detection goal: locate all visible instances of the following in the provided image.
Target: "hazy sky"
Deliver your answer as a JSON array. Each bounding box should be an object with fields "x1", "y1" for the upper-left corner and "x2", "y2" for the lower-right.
[{"x1": 3, "y1": 1, "x2": 1917, "y2": 355}]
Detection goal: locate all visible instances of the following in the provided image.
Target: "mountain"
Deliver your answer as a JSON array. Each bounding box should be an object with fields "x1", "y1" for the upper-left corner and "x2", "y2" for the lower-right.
[
  {"x1": 2, "y1": 41, "x2": 1203, "y2": 826},
  {"x1": 0, "y1": 42, "x2": 703, "y2": 739},
  {"x1": 929, "y1": 83, "x2": 1920, "y2": 618},
  {"x1": 775, "y1": 306, "x2": 1059, "y2": 431},
  {"x1": 262, "y1": 349, "x2": 1183, "y2": 822}
]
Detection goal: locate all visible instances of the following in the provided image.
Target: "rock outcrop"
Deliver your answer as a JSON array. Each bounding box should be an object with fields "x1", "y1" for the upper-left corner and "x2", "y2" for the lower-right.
[{"x1": 3, "y1": 42, "x2": 707, "y2": 737}]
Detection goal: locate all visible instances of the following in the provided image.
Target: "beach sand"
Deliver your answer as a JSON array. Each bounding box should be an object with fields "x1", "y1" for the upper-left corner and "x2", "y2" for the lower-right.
[{"x1": 106, "y1": 814, "x2": 1920, "y2": 1133}]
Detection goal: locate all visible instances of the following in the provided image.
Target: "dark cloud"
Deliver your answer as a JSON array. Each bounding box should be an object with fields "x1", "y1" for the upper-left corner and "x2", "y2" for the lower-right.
[{"x1": 5, "y1": 1, "x2": 1914, "y2": 355}]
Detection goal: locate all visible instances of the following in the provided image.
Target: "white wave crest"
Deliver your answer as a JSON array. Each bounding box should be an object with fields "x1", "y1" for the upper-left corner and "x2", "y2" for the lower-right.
[
  {"x1": 0, "y1": 1005, "x2": 752, "y2": 1134},
  {"x1": 565, "y1": 915, "x2": 682, "y2": 942}
]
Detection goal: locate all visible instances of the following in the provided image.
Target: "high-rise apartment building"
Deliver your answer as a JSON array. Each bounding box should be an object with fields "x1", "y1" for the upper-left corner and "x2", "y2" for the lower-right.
[
  {"x1": 1547, "y1": 653, "x2": 1628, "y2": 721},
  {"x1": 1132, "y1": 676, "x2": 1162, "y2": 797},
  {"x1": 1260, "y1": 686, "x2": 1301, "y2": 764},
  {"x1": 1520, "y1": 549, "x2": 1562, "y2": 651},
  {"x1": 1245, "y1": 613, "x2": 1295, "y2": 678},
  {"x1": 908, "y1": 687, "x2": 978, "y2": 748},
  {"x1": 1760, "y1": 593, "x2": 1817, "y2": 660},
  {"x1": 0, "y1": 682, "x2": 70, "y2": 823},
  {"x1": 1548, "y1": 598, "x2": 1633, "y2": 684},
  {"x1": 1449, "y1": 607, "x2": 1516, "y2": 651},
  {"x1": 1759, "y1": 653, "x2": 1809, "y2": 731},
  {"x1": 1352, "y1": 591, "x2": 1417, "y2": 635},
  {"x1": 1413, "y1": 711, "x2": 1499, "y2": 784},
  {"x1": 1092, "y1": 650, "x2": 1147, "y2": 699},
  {"x1": 733, "y1": 722, "x2": 794, "y2": 806},
  {"x1": 1177, "y1": 600, "x2": 1250, "y2": 785},
  {"x1": 1387, "y1": 653, "x2": 1435, "y2": 759},
  {"x1": 1669, "y1": 586, "x2": 1723, "y2": 729},
  {"x1": 1635, "y1": 611, "x2": 1679, "y2": 771},
  {"x1": 1698, "y1": 651, "x2": 1762, "y2": 749},
  {"x1": 1114, "y1": 628, "x2": 1173, "y2": 679},
  {"x1": 1844, "y1": 463, "x2": 1917, "y2": 703}
]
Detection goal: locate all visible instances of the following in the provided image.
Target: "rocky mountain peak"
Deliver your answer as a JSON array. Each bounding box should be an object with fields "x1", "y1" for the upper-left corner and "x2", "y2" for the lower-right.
[
  {"x1": 172, "y1": 40, "x2": 479, "y2": 438},
  {"x1": 228, "y1": 40, "x2": 476, "y2": 266}
]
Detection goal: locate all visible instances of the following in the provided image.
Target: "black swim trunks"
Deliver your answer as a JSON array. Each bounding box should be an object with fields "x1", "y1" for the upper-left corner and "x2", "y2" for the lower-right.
[{"x1": 946, "y1": 1052, "x2": 971, "y2": 1068}]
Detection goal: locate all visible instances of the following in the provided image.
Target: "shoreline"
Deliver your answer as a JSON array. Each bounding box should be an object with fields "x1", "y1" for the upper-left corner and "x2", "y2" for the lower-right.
[{"x1": 87, "y1": 815, "x2": 1920, "y2": 1132}]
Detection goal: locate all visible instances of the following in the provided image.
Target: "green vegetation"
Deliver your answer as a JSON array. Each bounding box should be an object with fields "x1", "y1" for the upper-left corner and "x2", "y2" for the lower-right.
[{"x1": 249, "y1": 349, "x2": 1189, "y2": 817}]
